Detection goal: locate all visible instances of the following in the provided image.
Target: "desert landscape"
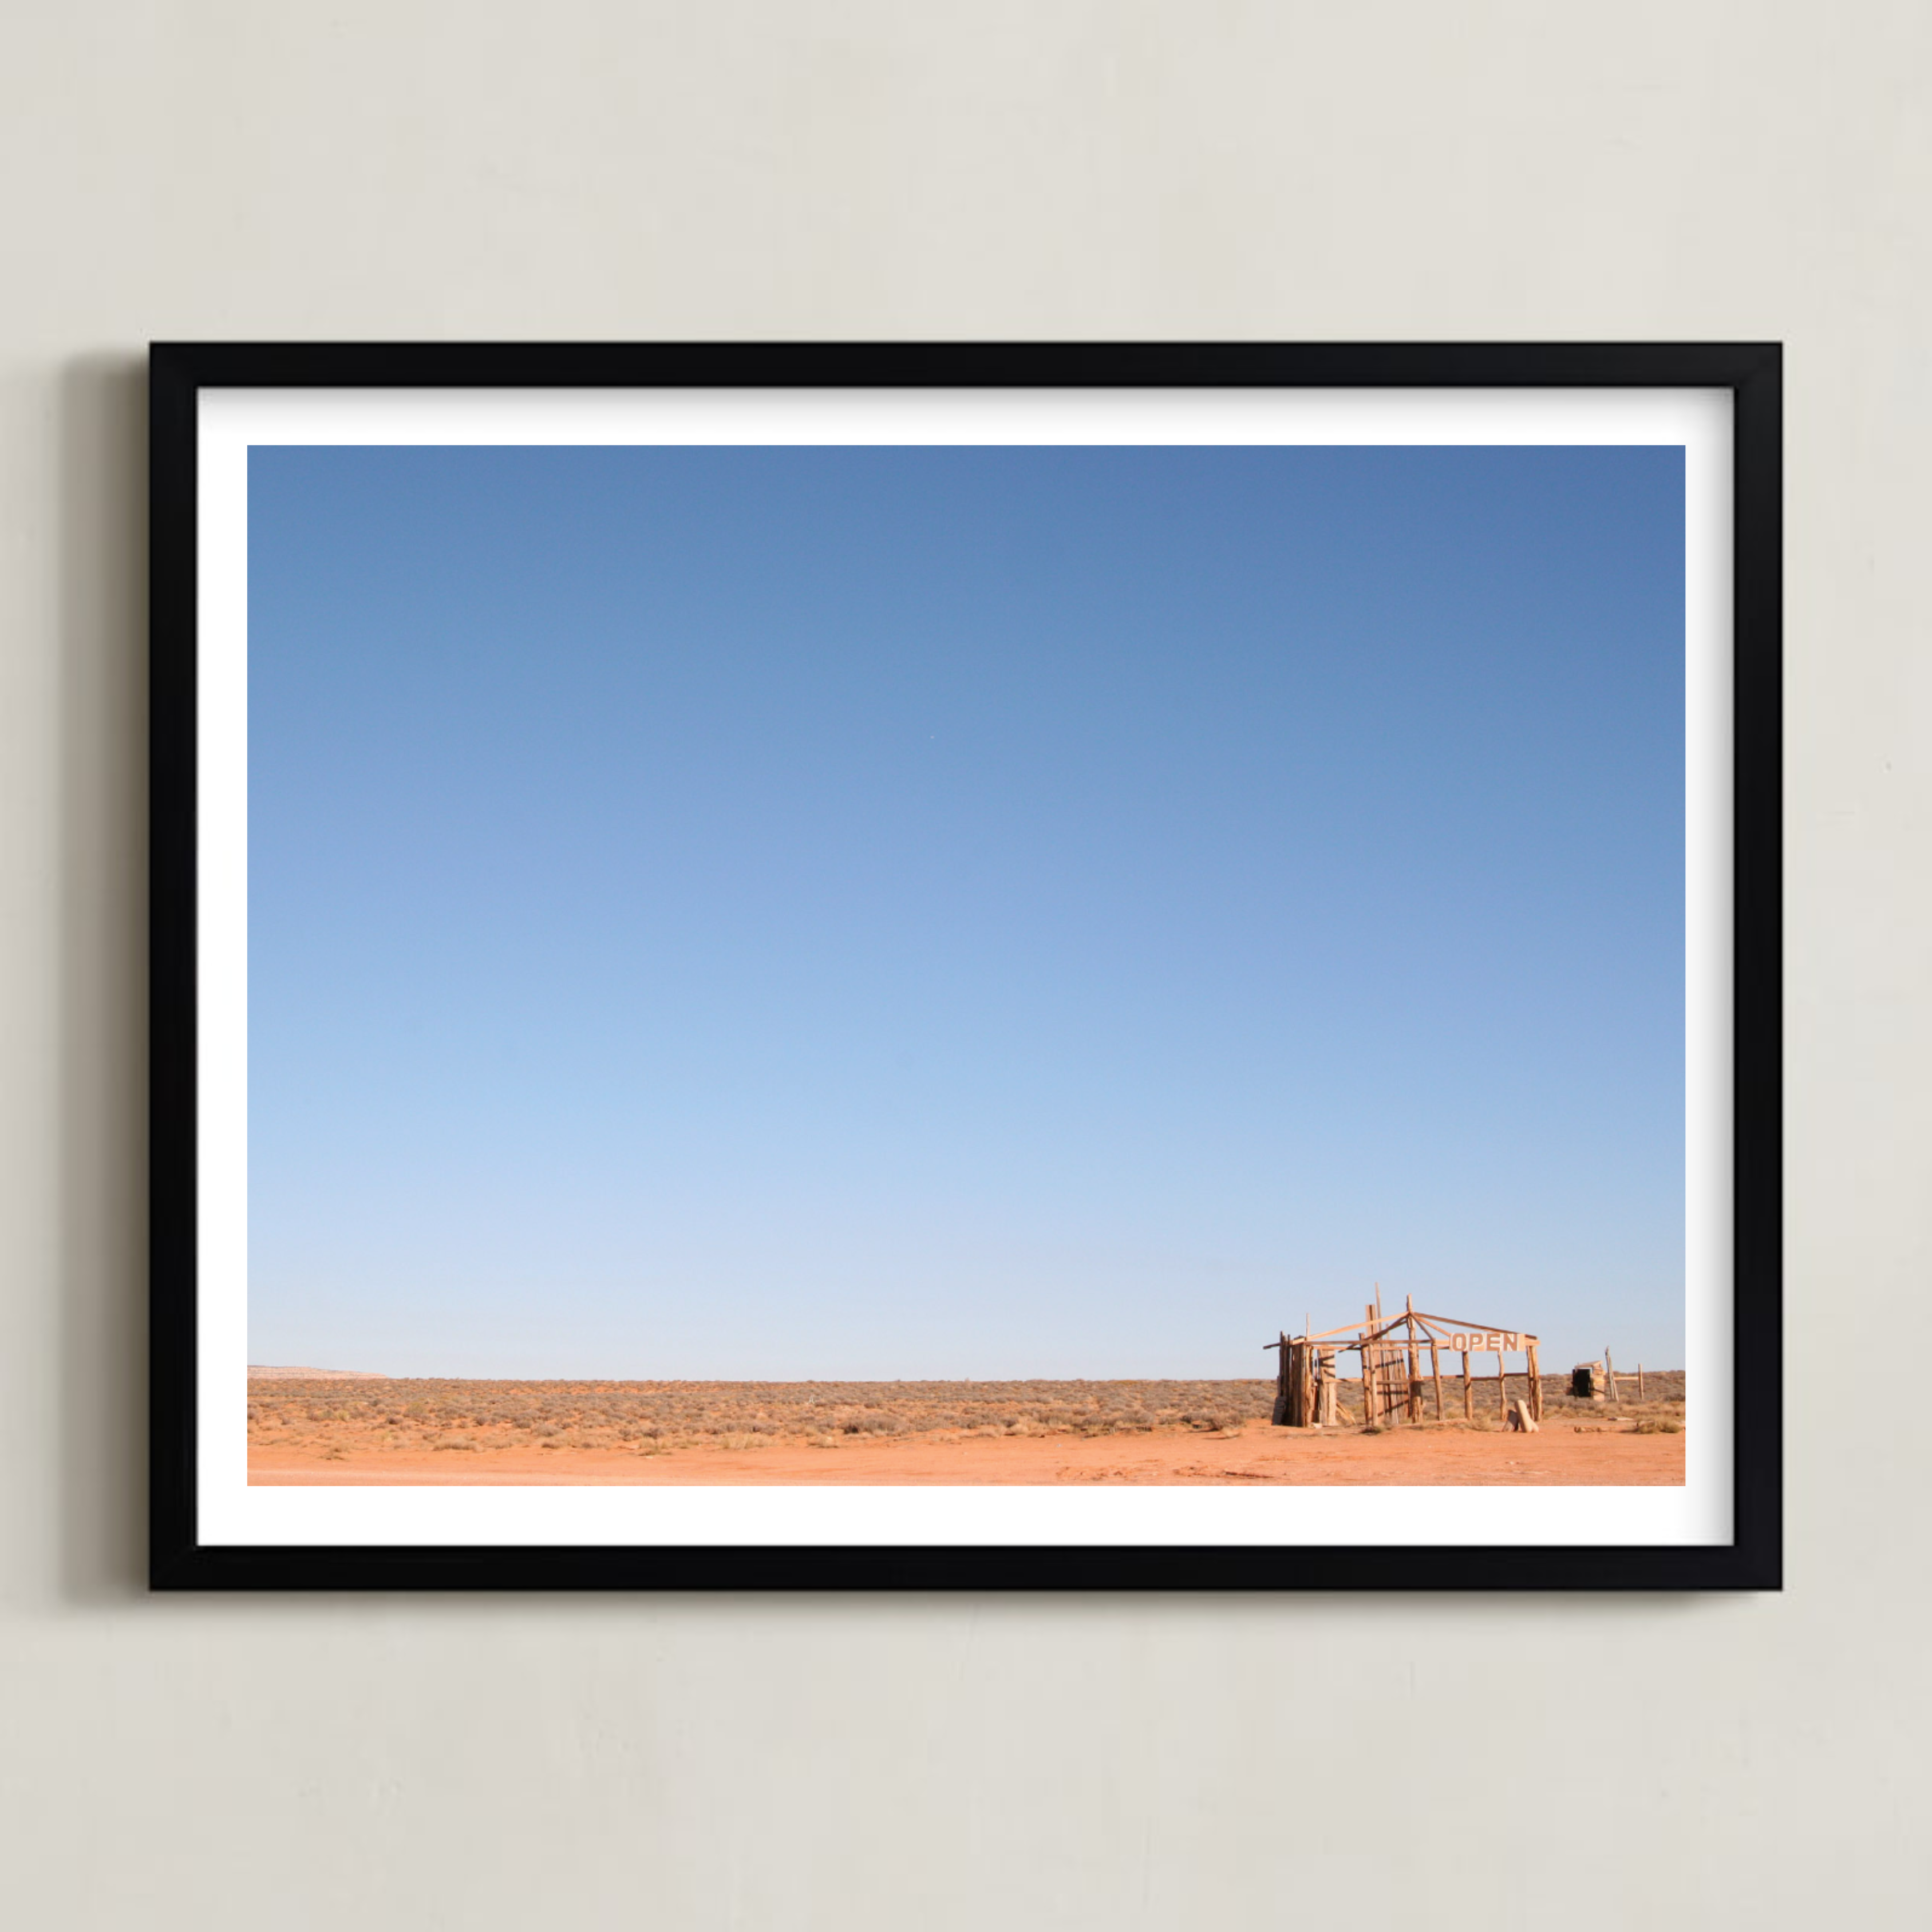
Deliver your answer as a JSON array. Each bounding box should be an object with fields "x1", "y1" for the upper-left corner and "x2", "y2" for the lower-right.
[{"x1": 247, "y1": 1372, "x2": 1686, "y2": 1485}]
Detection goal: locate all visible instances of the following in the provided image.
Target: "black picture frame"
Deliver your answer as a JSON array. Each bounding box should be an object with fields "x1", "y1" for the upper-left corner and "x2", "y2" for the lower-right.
[{"x1": 149, "y1": 341, "x2": 1781, "y2": 1591}]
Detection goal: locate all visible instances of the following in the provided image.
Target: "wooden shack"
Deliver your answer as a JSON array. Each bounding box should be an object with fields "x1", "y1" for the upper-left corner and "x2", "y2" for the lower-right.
[{"x1": 1269, "y1": 1292, "x2": 1542, "y2": 1429}]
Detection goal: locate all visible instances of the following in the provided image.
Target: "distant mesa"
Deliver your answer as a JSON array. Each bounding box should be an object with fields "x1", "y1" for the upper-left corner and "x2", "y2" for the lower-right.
[{"x1": 247, "y1": 1364, "x2": 387, "y2": 1380}]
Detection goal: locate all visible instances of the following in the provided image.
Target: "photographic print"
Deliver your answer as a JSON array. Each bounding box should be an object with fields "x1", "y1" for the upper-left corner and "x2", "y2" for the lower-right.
[{"x1": 149, "y1": 345, "x2": 1781, "y2": 1588}]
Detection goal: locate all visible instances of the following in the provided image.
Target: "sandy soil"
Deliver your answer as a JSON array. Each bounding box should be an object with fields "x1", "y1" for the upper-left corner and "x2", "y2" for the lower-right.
[{"x1": 250, "y1": 1419, "x2": 1684, "y2": 1486}]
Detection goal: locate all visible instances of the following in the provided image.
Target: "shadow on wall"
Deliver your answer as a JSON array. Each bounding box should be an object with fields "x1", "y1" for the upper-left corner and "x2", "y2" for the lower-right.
[{"x1": 56, "y1": 354, "x2": 148, "y2": 1605}]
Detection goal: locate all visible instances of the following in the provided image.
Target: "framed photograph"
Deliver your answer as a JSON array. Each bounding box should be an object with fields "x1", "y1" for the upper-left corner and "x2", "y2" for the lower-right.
[{"x1": 149, "y1": 342, "x2": 1780, "y2": 1590}]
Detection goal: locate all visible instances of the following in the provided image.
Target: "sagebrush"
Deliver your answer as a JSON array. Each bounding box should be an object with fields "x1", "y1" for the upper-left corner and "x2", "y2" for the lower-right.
[{"x1": 247, "y1": 1377, "x2": 1277, "y2": 1452}]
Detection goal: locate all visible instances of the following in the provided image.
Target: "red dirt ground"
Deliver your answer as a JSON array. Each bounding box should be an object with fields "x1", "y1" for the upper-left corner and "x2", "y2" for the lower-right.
[{"x1": 250, "y1": 1419, "x2": 1684, "y2": 1487}]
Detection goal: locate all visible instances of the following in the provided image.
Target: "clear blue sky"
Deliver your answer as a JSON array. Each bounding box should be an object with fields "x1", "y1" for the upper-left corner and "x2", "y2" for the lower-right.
[{"x1": 247, "y1": 441, "x2": 1685, "y2": 1379}]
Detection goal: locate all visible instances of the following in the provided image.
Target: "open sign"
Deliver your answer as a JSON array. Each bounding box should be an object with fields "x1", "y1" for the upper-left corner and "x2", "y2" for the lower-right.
[{"x1": 1445, "y1": 1331, "x2": 1529, "y2": 1353}]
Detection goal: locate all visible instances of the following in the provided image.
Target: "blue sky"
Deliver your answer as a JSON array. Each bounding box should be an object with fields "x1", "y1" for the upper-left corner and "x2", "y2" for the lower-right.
[{"x1": 247, "y1": 441, "x2": 1685, "y2": 1378}]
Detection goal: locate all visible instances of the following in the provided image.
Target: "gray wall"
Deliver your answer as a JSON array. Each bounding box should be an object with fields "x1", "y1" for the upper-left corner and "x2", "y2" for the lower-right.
[{"x1": 2, "y1": 5, "x2": 1922, "y2": 1925}]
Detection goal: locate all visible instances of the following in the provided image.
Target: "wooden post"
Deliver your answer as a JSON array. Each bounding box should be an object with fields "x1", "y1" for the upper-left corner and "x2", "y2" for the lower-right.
[
  {"x1": 1461, "y1": 1350, "x2": 1473, "y2": 1421},
  {"x1": 1637, "y1": 1362, "x2": 1645, "y2": 1400},
  {"x1": 1527, "y1": 1342, "x2": 1542, "y2": 1422},
  {"x1": 1606, "y1": 1348, "x2": 1619, "y2": 1404},
  {"x1": 1364, "y1": 1305, "x2": 1378, "y2": 1425},
  {"x1": 1498, "y1": 1349, "x2": 1508, "y2": 1426},
  {"x1": 1372, "y1": 1283, "x2": 1384, "y2": 1419},
  {"x1": 1430, "y1": 1340, "x2": 1444, "y2": 1421},
  {"x1": 1403, "y1": 1297, "x2": 1421, "y2": 1423},
  {"x1": 1273, "y1": 1330, "x2": 1289, "y2": 1425}
]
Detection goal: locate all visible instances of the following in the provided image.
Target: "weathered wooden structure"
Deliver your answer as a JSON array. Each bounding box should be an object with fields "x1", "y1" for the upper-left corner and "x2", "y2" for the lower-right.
[{"x1": 1269, "y1": 1291, "x2": 1542, "y2": 1429}]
